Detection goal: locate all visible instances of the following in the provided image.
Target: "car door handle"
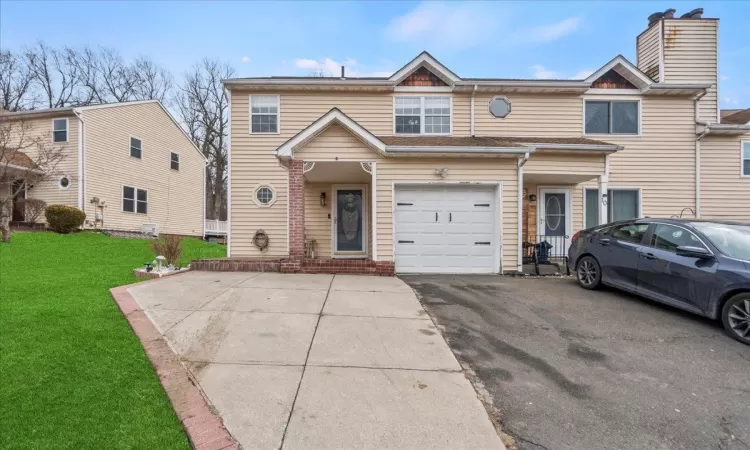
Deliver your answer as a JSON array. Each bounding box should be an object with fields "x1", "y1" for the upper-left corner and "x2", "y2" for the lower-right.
[
  {"x1": 641, "y1": 252, "x2": 656, "y2": 260},
  {"x1": 600, "y1": 238, "x2": 611, "y2": 246}
]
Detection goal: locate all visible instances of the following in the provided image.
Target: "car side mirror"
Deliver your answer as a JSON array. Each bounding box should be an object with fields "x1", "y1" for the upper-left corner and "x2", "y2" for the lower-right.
[{"x1": 675, "y1": 245, "x2": 713, "y2": 259}]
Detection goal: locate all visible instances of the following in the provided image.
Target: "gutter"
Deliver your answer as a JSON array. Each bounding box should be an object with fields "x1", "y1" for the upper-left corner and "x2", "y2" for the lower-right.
[
  {"x1": 693, "y1": 90, "x2": 708, "y2": 219},
  {"x1": 531, "y1": 143, "x2": 623, "y2": 152},
  {"x1": 470, "y1": 85, "x2": 477, "y2": 137},
  {"x1": 517, "y1": 152, "x2": 530, "y2": 273},
  {"x1": 385, "y1": 146, "x2": 533, "y2": 155}
]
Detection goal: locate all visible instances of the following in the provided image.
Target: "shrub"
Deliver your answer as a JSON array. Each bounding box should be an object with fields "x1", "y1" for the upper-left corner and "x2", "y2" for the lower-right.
[
  {"x1": 151, "y1": 235, "x2": 183, "y2": 266},
  {"x1": 19, "y1": 199, "x2": 47, "y2": 224},
  {"x1": 45, "y1": 205, "x2": 85, "y2": 234}
]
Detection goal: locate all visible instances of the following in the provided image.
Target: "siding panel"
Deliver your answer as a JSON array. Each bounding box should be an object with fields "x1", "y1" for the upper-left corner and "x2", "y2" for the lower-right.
[{"x1": 700, "y1": 135, "x2": 750, "y2": 221}]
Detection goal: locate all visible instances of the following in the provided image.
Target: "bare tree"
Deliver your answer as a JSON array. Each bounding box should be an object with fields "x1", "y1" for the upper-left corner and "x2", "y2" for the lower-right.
[
  {"x1": 24, "y1": 42, "x2": 81, "y2": 108},
  {"x1": 132, "y1": 57, "x2": 172, "y2": 102},
  {"x1": 0, "y1": 115, "x2": 65, "y2": 242},
  {"x1": 0, "y1": 51, "x2": 34, "y2": 111},
  {"x1": 174, "y1": 59, "x2": 233, "y2": 220}
]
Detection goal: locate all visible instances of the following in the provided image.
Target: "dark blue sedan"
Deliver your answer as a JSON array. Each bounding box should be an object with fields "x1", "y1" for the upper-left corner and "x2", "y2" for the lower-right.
[{"x1": 568, "y1": 218, "x2": 750, "y2": 345}]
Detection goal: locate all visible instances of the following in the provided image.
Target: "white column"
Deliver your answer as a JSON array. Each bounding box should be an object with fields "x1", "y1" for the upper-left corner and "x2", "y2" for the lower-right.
[
  {"x1": 371, "y1": 162, "x2": 377, "y2": 260},
  {"x1": 598, "y1": 175, "x2": 609, "y2": 225}
]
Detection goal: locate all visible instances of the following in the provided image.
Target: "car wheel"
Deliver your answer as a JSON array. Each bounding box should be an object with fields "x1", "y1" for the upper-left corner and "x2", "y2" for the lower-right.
[
  {"x1": 722, "y1": 293, "x2": 750, "y2": 345},
  {"x1": 576, "y1": 256, "x2": 602, "y2": 290}
]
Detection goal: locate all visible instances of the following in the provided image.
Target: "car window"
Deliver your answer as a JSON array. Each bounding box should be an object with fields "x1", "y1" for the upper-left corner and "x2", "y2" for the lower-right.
[
  {"x1": 610, "y1": 223, "x2": 648, "y2": 244},
  {"x1": 651, "y1": 224, "x2": 706, "y2": 252}
]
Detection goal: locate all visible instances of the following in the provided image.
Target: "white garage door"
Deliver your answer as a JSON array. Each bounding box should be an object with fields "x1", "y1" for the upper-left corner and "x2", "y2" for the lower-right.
[{"x1": 394, "y1": 185, "x2": 499, "y2": 274}]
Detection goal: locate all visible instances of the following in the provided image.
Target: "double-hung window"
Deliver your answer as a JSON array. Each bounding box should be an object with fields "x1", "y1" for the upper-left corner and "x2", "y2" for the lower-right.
[
  {"x1": 585, "y1": 188, "x2": 640, "y2": 228},
  {"x1": 53, "y1": 119, "x2": 68, "y2": 142},
  {"x1": 170, "y1": 152, "x2": 180, "y2": 171},
  {"x1": 123, "y1": 186, "x2": 148, "y2": 214},
  {"x1": 250, "y1": 95, "x2": 279, "y2": 133},
  {"x1": 130, "y1": 137, "x2": 142, "y2": 159},
  {"x1": 394, "y1": 96, "x2": 451, "y2": 135},
  {"x1": 742, "y1": 140, "x2": 750, "y2": 177},
  {"x1": 585, "y1": 100, "x2": 639, "y2": 135}
]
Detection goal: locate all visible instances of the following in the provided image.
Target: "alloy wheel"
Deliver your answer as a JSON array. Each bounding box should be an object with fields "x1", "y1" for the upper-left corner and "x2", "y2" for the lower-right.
[
  {"x1": 578, "y1": 260, "x2": 597, "y2": 287},
  {"x1": 727, "y1": 299, "x2": 750, "y2": 339}
]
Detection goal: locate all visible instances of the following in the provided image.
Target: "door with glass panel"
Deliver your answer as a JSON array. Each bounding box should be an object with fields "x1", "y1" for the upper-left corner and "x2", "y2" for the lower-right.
[
  {"x1": 538, "y1": 188, "x2": 571, "y2": 257},
  {"x1": 332, "y1": 186, "x2": 367, "y2": 257}
]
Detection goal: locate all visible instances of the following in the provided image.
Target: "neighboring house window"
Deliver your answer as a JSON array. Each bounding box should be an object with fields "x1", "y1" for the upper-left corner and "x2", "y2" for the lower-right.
[
  {"x1": 650, "y1": 224, "x2": 707, "y2": 252},
  {"x1": 585, "y1": 188, "x2": 641, "y2": 228},
  {"x1": 53, "y1": 119, "x2": 68, "y2": 142},
  {"x1": 585, "y1": 100, "x2": 639, "y2": 135},
  {"x1": 250, "y1": 95, "x2": 279, "y2": 133},
  {"x1": 171, "y1": 152, "x2": 179, "y2": 171},
  {"x1": 123, "y1": 186, "x2": 148, "y2": 214},
  {"x1": 743, "y1": 140, "x2": 750, "y2": 177},
  {"x1": 130, "y1": 137, "x2": 142, "y2": 159},
  {"x1": 253, "y1": 185, "x2": 276, "y2": 207},
  {"x1": 394, "y1": 96, "x2": 451, "y2": 135}
]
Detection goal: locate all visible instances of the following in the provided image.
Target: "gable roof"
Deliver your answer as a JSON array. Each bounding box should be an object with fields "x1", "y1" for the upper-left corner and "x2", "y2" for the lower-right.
[
  {"x1": 584, "y1": 55, "x2": 654, "y2": 89},
  {"x1": 721, "y1": 108, "x2": 750, "y2": 125},
  {"x1": 388, "y1": 51, "x2": 461, "y2": 86}
]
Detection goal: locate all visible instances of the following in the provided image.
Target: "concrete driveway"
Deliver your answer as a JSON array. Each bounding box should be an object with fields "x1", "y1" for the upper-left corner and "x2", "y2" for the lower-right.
[
  {"x1": 402, "y1": 275, "x2": 750, "y2": 450},
  {"x1": 128, "y1": 272, "x2": 504, "y2": 450}
]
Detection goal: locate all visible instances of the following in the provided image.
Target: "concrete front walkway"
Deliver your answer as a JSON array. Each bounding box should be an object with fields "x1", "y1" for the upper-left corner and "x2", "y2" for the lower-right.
[{"x1": 128, "y1": 272, "x2": 504, "y2": 450}]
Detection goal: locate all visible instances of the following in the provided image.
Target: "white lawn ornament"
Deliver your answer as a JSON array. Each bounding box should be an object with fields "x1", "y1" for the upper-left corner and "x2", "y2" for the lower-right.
[{"x1": 155, "y1": 255, "x2": 167, "y2": 272}]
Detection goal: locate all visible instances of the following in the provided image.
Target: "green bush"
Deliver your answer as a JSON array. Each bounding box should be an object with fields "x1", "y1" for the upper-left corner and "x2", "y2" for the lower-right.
[{"x1": 45, "y1": 205, "x2": 86, "y2": 234}]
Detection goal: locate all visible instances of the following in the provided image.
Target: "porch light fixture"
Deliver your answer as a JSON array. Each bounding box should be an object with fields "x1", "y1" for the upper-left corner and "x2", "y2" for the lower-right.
[
  {"x1": 529, "y1": 194, "x2": 537, "y2": 202},
  {"x1": 320, "y1": 192, "x2": 326, "y2": 206}
]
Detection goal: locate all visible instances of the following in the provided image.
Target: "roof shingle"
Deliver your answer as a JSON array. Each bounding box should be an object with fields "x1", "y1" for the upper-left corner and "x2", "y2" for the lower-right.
[{"x1": 1, "y1": 151, "x2": 38, "y2": 170}]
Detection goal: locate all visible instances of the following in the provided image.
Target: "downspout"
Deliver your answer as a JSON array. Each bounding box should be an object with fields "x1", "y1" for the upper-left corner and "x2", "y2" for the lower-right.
[
  {"x1": 72, "y1": 109, "x2": 85, "y2": 214},
  {"x1": 470, "y1": 84, "x2": 477, "y2": 137},
  {"x1": 693, "y1": 90, "x2": 708, "y2": 219},
  {"x1": 517, "y1": 151, "x2": 530, "y2": 273}
]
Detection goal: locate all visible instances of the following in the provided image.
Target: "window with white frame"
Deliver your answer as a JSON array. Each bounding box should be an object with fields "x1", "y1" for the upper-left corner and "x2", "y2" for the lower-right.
[
  {"x1": 743, "y1": 140, "x2": 750, "y2": 177},
  {"x1": 130, "y1": 137, "x2": 142, "y2": 159},
  {"x1": 585, "y1": 188, "x2": 640, "y2": 228},
  {"x1": 394, "y1": 96, "x2": 451, "y2": 135},
  {"x1": 585, "y1": 100, "x2": 639, "y2": 135},
  {"x1": 53, "y1": 119, "x2": 68, "y2": 142},
  {"x1": 170, "y1": 152, "x2": 179, "y2": 171},
  {"x1": 253, "y1": 185, "x2": 276, "y2": 207},
  {"x1": 123, "y1": 186, "x2": 148, "y2": 214},
  {"x1": 250, "y1": 95, "x2": 279, "y2": 133}
]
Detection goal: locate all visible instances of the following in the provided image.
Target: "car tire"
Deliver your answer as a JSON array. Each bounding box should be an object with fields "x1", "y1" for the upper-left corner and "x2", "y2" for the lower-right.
[
  {"x1": 721, "y1": 293, "x2": 750, "y2": 346},
  {"x1": 576, "y1": 256, "x2": 602, "y2": 290}
]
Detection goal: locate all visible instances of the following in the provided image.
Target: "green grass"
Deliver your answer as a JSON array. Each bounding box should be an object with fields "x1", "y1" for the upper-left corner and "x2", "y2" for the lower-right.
[{"x1": 0, "y1": 231, "x2": 225, "y2": 450}]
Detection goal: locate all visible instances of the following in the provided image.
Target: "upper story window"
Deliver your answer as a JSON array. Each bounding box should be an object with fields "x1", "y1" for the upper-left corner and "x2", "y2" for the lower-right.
[
  {"x1": 585, "y1": 100, "x2": 639, "y2": 135},
  {"x1": 742, "y1": 140, "x2": 749, "y2": 177},
  {"x1": 394, "y1": 96, "x2": 451, "y2": 135},
  {"x1": 170, "y1": 152, "x2": 180, "y2": 171},
  {"x1": 53, "y1": 118, "x2": 68, "y2": 143},
  {"x1": 130, "y1": 137, "x2": 142, "y2": 159},
  {"x1": 250, "y1": 95, "x2": 279, "y2": 134}
]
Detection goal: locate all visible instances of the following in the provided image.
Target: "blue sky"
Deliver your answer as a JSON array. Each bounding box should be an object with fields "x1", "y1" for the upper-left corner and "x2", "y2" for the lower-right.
[{"x1": 1, "y1": 0, "x2": 748, "y2": 107}]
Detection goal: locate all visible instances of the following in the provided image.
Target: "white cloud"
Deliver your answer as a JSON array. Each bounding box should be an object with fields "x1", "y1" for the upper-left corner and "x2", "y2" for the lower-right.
[
  {"x1": 720, "y1": 74, "x2": 729, "y2": 81},
  {"x1": 530, "y1": 64, "x2": 561, "y2": 79},
  {"x1": 294, "y1": 57, "x2": 391, "y2": 77},
  {"x1": 384, "y1": 2, "x2": 498, "y2": 51},
  {"x1": 723, "y1": 96, "x2": 740, "y2": 105},
  {"x1": 522, "y1": 17, "x2": 582, "y2": 43},
  {"x1": 571, "y1": 69, "x2": 595, "y2": 79},
  {"x1": 241, "y1": 56, "x2": 250, "y2": 63}
]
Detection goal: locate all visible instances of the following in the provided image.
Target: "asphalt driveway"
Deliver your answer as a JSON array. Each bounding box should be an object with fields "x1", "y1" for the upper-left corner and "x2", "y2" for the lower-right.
[{"x1": 402, "y1": 275, "x2": 750, "y2": 450}]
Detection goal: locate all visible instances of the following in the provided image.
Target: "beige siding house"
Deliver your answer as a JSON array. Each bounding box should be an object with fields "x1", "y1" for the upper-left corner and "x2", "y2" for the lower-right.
[
  {"x1": 223, "y1": 11, "x2": 749, "y2": 275},
  {"x1": 3, "y1": 100, "x2": 205, "y2": 236}
]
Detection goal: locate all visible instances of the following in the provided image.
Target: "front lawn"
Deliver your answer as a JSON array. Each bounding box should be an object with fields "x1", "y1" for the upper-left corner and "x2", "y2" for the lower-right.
[{"x1": 0, "y1": 232, "x2": 225, "y2": 450}]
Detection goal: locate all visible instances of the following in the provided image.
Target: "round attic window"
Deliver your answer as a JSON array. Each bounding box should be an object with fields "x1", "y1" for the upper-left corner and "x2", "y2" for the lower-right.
[
  {"x1": 489, "y1": 96, "x2": 512, "y2": 118},
  {"x1": 253, "y1": 185, "x2": 276, "y2": 207},
  {"x1": 58, "y1": 176, "x2": 70, "y2": 190}
]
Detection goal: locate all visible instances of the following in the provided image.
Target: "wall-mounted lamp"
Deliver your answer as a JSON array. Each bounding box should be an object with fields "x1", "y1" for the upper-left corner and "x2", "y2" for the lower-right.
[
  {"x1": 601, "y1": 193, "x2": 608, "y2": 206},
  {"x1": 320, "y1": 192, "x2": 327, "y2": 206},
  {"x1": 528, "y1": 194, "x2": 537, "y2": 202}
]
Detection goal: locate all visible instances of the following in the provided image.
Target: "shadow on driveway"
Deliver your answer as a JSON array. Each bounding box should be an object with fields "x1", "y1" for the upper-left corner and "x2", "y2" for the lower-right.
[{"x1": 401, "y1": 275, "x2": 750, "y2": 450}]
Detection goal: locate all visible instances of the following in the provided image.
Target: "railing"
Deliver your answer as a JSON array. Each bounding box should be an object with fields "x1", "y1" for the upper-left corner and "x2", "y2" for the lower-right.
[
  {"x1": 205, "y1": 219, "x2": 228, "y2": 235},
  {"x1": 522, "y1": 234, "x2": 569, "y2": 275}
]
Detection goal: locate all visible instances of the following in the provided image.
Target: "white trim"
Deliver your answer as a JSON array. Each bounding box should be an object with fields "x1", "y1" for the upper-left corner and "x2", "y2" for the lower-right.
[
  {"x1": 394, "y1": 86, "x2": 453, "y2": 93},
  {"x1": 582, "y1": 98, "x2": 642, "y2": 137},
  {"x1": 533, "y1": 143, "x2": 622, "y2": 152},
  {"x1": 716, "y1": 20, "x2": 720, "y2": 124},
  {"x1": 129, "y1": 135, "x2": 143, "y2": 159},
  {"x1": 170, "y1": 151, "x2": 180, "y2": 171},
  {"x1": 584, "y1": 55, "x2": 653, "y2": 89},
  {"x1": 249, "y1": 94, "x2": 280, "y2": 135},
  {"x1": 225, "y1": 88, "x2": 232, "y2": 256},
  {"x1": 371, "y1": 162, "x2": 378, "y2": 261},
  {"x1": 277, "y1": 108, "x2": 386, "y2": 158},
  {"x1": 582, "y1": 186, "x2": 644, "y2": 228},
  {"x1": 488, "y1": 96, "x2": 512, "y2": 118},
  {"x1": 121, "y1": 185, "x2": 149, "y2": 215},
  {"x1": 74, "y1": 112, "x2": 84, "y2": 209},
  {"x1": 537, "y1": 187, "x2": 573, "y2": 254},
  {"x1": 388, "y1": 51, "x2": 460, "y2": 85},
  {"x1": 52, "y1": 117, "x2": 69, "y2": 143},
  {"x1": 391, "y1": 181, "x2": 503, "y2": 274},
  {"x1": 517, "y1": 153, "x2": 529, "y2": 272},
  {"x1": 4, "y1": 163, "x2": 45, "y2": 174},
  {"x1": 393, "y1": 95, "x2": 453, "y2": 136},
  {"x1": 658, "y1": 21, "x2": 665, "y2": 82},
  {"x1": 387, "y1": 146, "x2": 532, "y2": 154},
  {"x1": 331, "y1": 184, "x2": 368, "y2": 258},
  {"x1": 741, "y1": 140, "x2": 750, "y2": 178},
  {"x1": 252, "y1": 184, "x2": 277, "y2": 207},
  {"x1": 584, "y1": 89, "x2": 642, "y2": 95}
]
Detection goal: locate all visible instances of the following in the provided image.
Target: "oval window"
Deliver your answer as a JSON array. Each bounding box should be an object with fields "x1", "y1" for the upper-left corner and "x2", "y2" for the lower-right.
[
  {"x1": 489, "y1": 97, "x2": 511, "y2": 118},
  {"x1": 58, "y1": 176, "x2": 70, "y2": 190},
  {"x1": 546, "y1": 196, "x2": 561, "y2": 231}
]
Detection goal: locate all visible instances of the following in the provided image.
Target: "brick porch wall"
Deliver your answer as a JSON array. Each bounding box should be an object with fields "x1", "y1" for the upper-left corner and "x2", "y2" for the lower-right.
[
  {"x1": 191, "y1": 258, "x2": 395, "y2": 276},
  {"x1": 288, "y1": 159, "x2": 306, "y2": 260}
]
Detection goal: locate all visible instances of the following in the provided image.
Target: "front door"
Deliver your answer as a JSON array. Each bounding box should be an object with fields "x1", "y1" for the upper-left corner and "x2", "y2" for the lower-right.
[
  {"x1": 11, "y1": 180, "x2": 26, "y2": 222},
  {"x1": 333, "y1": 186, "x2": 367, "y2": 257},
  {"x1": 537, "y1": 188, "x2": 570, "y2": 256}
]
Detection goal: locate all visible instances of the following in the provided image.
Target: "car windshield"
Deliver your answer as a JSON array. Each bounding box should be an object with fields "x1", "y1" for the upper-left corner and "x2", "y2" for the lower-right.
[{"x1": 692, "y1": 222, "x2": 750, "y2": 261}]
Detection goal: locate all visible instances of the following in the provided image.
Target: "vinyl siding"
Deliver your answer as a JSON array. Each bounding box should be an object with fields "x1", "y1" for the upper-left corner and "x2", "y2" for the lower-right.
[
  {"x1": 473, "y1": 94, "x2": 583, "y2": 137},
  {"x1": 637, "y1": 24, "x2": 661, "y2": 81},
  {"x1": 700, "y1": 135, "x2": 750, "y2": 221},
  {"x1": 19, "y1": 114, "x2": 79, "y2": 214},
  {"x1": 81, "y1": 102, "x2": 204, "y2": 236},
  {"x1": 295, "y1": 124, "x2": 383, "y2": 160},
  {"x1": 525, "y1": 153, "x2": 604, "y2": 176},
  {"x1": 663, "y1": 19, "x2": 718, "y2": 123}
]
